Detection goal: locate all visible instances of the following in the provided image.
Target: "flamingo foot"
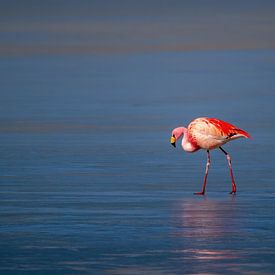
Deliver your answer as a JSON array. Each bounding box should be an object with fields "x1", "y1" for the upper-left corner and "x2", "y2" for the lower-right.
[
  {"x1": 230, "y1": 183, "x2": 237, "y2": 194},
  {"x1": 194, "y1": 192, "x2": 205, "y2": 195}
]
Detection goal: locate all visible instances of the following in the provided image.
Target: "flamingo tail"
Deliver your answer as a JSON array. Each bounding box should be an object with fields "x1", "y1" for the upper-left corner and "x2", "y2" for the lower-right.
[{"x1": 233, "y1": 128, "x2": 251, "y2": 139}]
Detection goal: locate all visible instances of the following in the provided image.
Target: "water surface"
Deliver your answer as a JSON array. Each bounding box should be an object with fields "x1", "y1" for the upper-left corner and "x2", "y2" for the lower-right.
[{"x1": 1, "y1": 50, "x2": 275, "y2": 274}]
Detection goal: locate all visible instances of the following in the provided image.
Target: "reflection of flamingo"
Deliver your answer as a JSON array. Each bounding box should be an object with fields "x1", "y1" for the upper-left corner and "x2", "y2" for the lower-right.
[
  {"x1": 171, "y1": 199, "x2": 240, "y2": 267},
  {"x1": 170, "y1": 117, "x2": 250, "y2": 195}
]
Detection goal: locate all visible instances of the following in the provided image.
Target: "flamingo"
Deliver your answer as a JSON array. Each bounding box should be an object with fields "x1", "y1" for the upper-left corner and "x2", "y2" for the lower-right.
[{"x1": 170, "y1": 117, "x2": 250, "y2": 195}]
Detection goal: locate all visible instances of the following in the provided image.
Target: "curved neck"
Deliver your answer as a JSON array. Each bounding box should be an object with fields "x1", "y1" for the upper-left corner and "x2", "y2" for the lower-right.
[{"x1": 172, "y1": 127, "x2": 187, "y2": 141}]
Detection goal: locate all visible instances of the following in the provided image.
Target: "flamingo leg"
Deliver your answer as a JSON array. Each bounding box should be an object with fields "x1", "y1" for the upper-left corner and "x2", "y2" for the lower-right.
[
  {"x1": 219, "y1": 147, "x2": 237, "y2": 194},
  {"x1": 194, "y1": 150, "x2": 210, "y2": 195}
]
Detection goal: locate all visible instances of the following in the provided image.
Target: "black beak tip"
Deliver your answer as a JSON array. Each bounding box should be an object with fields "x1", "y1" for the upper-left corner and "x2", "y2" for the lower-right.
[{"x1": 171, "y1": 142, "x2": 176, "y2": 148}]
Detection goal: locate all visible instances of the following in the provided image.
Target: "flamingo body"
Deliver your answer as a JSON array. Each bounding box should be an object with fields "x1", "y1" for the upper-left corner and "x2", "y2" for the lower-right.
[
  {"x1": 170, "y1": 117, "x2": 250, "y2": 195},
  {"x1": 188, "y1": 117, "x2": 250, "y2": 150}
]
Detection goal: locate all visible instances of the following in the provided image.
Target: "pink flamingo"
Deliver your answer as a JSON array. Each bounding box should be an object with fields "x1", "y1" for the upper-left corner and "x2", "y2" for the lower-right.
[{"x1": 170, "y1": 117, "x2": 250, "y2": 195}]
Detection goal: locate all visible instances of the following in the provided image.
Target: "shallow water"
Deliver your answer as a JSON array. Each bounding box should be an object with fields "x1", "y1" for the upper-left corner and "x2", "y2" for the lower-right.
[{"x1": 1, "y1": 50, "x2": 275, "y2": 274}]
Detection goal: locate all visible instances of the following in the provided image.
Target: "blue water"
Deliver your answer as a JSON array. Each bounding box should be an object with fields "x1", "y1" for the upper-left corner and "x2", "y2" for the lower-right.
[{"x1": 1, "y1": 50, "x2": 275, "y2": 274}]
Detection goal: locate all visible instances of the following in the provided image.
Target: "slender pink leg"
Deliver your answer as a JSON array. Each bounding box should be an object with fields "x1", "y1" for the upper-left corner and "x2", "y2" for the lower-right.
[
  {"x1": 194, "y1": 150, "x2": 210, "y2": 195},
  {"x1": 219, "y1": 147, "x2": 237, "y2": 194}
]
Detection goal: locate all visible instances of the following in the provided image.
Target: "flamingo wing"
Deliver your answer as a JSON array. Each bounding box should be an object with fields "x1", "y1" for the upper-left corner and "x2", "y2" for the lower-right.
[{"x1": 205, "y1": 118, "x2": 251, "y2": 139}]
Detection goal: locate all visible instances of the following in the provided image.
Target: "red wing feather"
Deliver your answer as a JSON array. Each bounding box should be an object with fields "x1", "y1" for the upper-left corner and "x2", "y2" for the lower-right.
[{"x1": 206, "y1": 118, "x2": 251, "y2": 139}]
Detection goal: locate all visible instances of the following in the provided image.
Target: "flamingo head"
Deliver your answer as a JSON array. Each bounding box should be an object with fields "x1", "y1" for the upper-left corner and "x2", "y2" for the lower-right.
[{"x1": 170, "y1": 127, "x2": 185, "y2": 148}]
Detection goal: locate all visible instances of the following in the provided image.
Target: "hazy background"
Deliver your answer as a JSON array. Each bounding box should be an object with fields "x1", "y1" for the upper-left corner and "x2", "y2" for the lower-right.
[
  {"x1": 1, "y1": 0, "x2": 275, "y2": 55},
  {"x1": 1, "y1": 1, "x2": 275, "y2": 274}
]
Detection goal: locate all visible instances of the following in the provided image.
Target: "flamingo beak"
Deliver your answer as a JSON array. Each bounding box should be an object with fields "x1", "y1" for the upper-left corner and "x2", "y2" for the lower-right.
[{"x1": 170, "y1": 136, "x2": 176, "y2": 147}]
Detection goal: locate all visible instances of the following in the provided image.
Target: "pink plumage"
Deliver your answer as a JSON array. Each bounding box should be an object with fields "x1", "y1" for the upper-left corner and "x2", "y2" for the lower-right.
[{"x1": 170, "y1": 117, "x2": 250, "y2": 195}]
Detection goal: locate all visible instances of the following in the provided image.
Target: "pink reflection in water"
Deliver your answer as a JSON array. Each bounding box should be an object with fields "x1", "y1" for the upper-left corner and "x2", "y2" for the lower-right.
[
  {"x1": 174, "y1": 197, "x2": 237, "y2": 238},
  {"x1": 171, "y1": 197, "x2": 241, "y2": 262},
  {"x1": 186, "y1": 249, "x2": 237, "y2": 260}
]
